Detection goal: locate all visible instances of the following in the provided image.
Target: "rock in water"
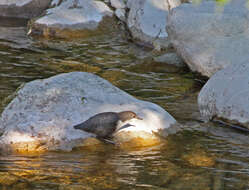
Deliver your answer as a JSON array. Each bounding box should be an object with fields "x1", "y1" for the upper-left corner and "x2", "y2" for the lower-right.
[
  {"x1": 28, "y1": 0, "x2": 114, "y2": 38},
  {"x1": 167, "y1": 0, "x2": 249, "y2": 77},
  {"x1": 0, "y1": 72, "x2": 178, "y2": 153},
  {"x1": 198, "y1": 61, "x2": 249, "y2": 130}
]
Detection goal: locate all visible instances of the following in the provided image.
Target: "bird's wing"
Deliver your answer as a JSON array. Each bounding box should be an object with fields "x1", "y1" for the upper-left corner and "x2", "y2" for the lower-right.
[{"x1": 78, "y1": 112, "x2": 119, "y2": 134}]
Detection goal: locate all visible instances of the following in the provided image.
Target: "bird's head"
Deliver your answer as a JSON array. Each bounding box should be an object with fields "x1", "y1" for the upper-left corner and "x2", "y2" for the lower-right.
[{"x1": 118, "y1": 111, "x2": 142, "y2": 122}]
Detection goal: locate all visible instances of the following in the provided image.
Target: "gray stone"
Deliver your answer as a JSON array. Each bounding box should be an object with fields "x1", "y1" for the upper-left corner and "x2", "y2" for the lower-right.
[
  {"x1": 198, "y1": 61, "x2": 249, "y2": 130},
  {"x1": 167, "y1": 0, "x2": 249, "y2": 77},
  {"x1": 0, "y1": 72, "x2": 178, "y2": 152},
  {"x1": 28, "y1": 0, "x2": 114, "y2": 38},
  {"x1": 127, "y1": 0, "x2": 181, "y2": 50},
  {"x1": 110, "y1": 0, "x2": 126, "y2": 9},
  {"x1": 0, "y1": 0, "x2": 52, "y2": 19},
  {"x1": 126, "y1": 0, "x2": 132, "y2": 9},
  {"x1": 153, "y1": 52, "x2": 185, "y2": 67},
  {"x1": 115, "y1": 8, "x2": 126, "y2": 22}
]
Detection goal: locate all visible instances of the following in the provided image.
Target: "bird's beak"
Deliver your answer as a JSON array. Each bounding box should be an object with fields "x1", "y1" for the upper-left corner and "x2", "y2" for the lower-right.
[{"x1": 136, "y1": 116, "x2": 143, "y2": 120}]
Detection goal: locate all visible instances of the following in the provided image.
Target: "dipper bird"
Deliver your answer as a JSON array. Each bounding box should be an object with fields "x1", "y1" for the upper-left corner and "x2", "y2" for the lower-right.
[{"x1": 73, "y1": 111, "x2": 142, "y2": 144}]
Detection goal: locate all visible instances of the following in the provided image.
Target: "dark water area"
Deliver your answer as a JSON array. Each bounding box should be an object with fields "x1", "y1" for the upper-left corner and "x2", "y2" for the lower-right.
[{"x1": 0, "y1": 18, "x2": 249, "y2": 190}]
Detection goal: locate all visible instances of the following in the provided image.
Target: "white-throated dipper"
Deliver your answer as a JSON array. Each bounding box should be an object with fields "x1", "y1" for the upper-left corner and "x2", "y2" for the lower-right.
[{"x1": 73, "y1": 111, "x2": 142, "y2": 143}]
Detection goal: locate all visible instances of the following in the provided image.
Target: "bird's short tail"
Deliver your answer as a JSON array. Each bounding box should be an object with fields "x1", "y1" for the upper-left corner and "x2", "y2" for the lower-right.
[{"x1": 73, "y1": 123, "x2": 83, "y2": 130}]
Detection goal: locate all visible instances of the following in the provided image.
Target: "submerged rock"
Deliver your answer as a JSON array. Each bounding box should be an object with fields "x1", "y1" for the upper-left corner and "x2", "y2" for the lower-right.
[
  {"x1": 28, "y1": 0, "x2": 115, "y2": 38},
  {"x1": 167, "y1": 0, "x2": 249, "y2": 77},
  {"x1": 198, "y1": 61, "x2": 249, "y2": 130},
  {"x1": 0, "y1": 72, "x2": 178, "y2": 153},
  {"x1": 0, "y1": 0, "x2": 52, "y2": 19},
  {"x1": 127, "y1": 0, "x2": 181, "y2": 50},
  {"x1": 153, "y1": 52, "x2": 185, "y2": 67}
]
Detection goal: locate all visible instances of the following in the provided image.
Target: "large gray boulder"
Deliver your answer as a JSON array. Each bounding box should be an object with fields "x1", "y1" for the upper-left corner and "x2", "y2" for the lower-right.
[
  {"x1": 127, "y1": 0, "x2": 181, "y2": 50},
  {"x1": 0, "y1": 0, "x2": 52, "y2": 19},
  {"x1": 0, "y1": 72, "x2": 178, "y2": 153},
  {"x1": 167, "y1": 0, "x2": 249, "y2": 77},
  {"x1": 198, "y1": 61, "x2": 249, "y2": 130},
  {"x1": 28, "y1": 0, "x2": 114, "y2": 38}
]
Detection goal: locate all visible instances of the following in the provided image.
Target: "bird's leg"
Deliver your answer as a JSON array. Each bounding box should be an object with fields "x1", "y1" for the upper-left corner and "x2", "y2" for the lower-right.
[
  {"x1": 103, "y1": 138, "x2": 116, "y2": 145},
  {"x1": 97, "y1": 136, "x2": 116, "y2": 145}
]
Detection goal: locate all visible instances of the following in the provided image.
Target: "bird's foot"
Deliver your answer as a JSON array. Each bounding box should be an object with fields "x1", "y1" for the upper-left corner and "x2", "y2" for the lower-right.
[{"x1": 96, "y1": 137, "x2": 116, "y2": 145}]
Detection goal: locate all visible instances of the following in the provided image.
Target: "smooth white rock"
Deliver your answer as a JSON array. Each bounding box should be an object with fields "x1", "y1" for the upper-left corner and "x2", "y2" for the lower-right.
[
  {"x1": 0, "y1": 72, "x2": 178, "y2": 151},
  {"x1": 35, "y1": 0, "x2": 113, "y2": 29},
  {"x1": 198, "y1": 61, "x2": 249, "y2": 129},
  {"x1": 127, "y1": 0, "x2": 181, "y2": 49},
  {"x1": 110, "y1": 0, "x2": 126, "y2": 9},
  {"x1": 167, "y1": 0, "x2": 249, "y2": 77}
]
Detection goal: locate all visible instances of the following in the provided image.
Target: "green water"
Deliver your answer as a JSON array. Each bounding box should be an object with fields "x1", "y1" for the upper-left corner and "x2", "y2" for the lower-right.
[{"x1": 0, "y1": 18, "x2": 249, "y2": 190}]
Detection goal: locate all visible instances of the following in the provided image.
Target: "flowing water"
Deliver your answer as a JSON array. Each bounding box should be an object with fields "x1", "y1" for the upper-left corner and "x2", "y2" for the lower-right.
[{"x1": 0, "y1": 18, "x2": 248, "y2": 190}]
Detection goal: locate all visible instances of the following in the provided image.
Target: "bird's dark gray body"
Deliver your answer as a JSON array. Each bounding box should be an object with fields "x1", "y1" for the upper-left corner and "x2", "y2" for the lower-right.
[
  {"x1": 73, "y1": 111, "x2": 142, "y2": 140},
  {"x1": 74, "y1": 112, "x2": 120, "y2": 138}
]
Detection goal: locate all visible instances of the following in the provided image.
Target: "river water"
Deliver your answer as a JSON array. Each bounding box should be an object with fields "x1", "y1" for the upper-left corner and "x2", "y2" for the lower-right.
[{"x1": 0, "y1": 18, "x2": 248, "y2": 190}]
